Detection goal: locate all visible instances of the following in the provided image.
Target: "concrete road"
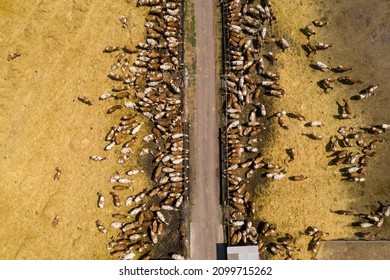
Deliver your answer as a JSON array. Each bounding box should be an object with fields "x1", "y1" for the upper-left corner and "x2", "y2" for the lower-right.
[{"x1": 190, "y1": 0, "x2": 224, "y2": 260}]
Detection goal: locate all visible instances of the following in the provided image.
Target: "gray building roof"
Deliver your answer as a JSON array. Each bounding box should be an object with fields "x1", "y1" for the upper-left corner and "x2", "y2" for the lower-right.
[{"x1": 227, "y1": 245, "x2": 259, "y2": 260}]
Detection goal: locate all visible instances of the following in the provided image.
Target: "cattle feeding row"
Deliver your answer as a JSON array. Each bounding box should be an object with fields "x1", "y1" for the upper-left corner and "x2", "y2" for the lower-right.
[
  {"x1": 81, "y1": 0, "x2": 188, "y2": 260},
  {"x1": 221, "y1": 0, "x2": 307, "y2": 259}
]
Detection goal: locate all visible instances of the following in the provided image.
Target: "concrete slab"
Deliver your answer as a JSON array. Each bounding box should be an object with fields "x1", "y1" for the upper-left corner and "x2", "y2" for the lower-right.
[{"x1": 318, "y1": 240, "x2": 390, "y2": 260}]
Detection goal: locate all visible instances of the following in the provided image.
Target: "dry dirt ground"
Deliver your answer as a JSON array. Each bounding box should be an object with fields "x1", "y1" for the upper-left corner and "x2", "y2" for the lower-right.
[
  {"x1": 0, "y1": 0, "x2": 149, "y2": 259},
  {"x1": 318, "y1": 240, "x2": 390, "y2": 260}
]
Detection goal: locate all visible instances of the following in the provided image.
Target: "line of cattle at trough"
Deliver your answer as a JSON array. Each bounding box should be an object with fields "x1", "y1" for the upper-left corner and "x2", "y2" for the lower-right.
[
  {"x1": 78, "y1": 0, "x2": 188, "y2": 260},
  {"x1": 221, "y1": 0, "x2": 305, "y2": 259},
  {"x1": 221, "y1": 0, "x2": 390, "y2": 259}
]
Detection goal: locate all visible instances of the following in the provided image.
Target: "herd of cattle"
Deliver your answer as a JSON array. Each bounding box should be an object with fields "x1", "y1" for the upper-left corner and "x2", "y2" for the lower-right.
[
  {"x1": 222, "y1": 0, "x2": 389, "y2": 259},
  {"x1": 301, "y1": 18, "x2": 388, "y2": 185},
  {"x1": 76, "y1": 0, "x2": 390, "y2": 260},
  {"x1": 221, "y1": 0, "x2": 324, "y2": 259},
  {"x1": 221, "y1": 0, "x2": 306, "y2": 258},
  {"x1": 85, "y1": 0, "x2": 188, "y2": 260},
  {"x1": 304, "y1": 11, "x2": 390, "y2": 242}
]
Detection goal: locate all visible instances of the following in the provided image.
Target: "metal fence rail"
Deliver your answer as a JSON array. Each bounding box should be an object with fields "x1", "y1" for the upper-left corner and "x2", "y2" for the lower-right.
[
  {"x1": 178, "y1": 0, "x2": 190, "y2": 257},
  {"x1": 220, "y1": 0, "x2": 231, "y2": 246}
]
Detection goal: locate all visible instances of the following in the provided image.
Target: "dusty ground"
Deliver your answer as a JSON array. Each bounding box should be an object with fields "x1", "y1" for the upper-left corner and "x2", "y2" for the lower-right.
[
  {"x1": 190, "y1": 0, "x2": 224, "y2": 260},
  {"x1": 318, "y1": 240, "x2": 390, "y2": 260},
  {"x1": 252, "y1": 0, "x2": 390, "y2": 259},
  {"x1": 0, "y1": 0, "x2": 149, "y2": 259}
]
